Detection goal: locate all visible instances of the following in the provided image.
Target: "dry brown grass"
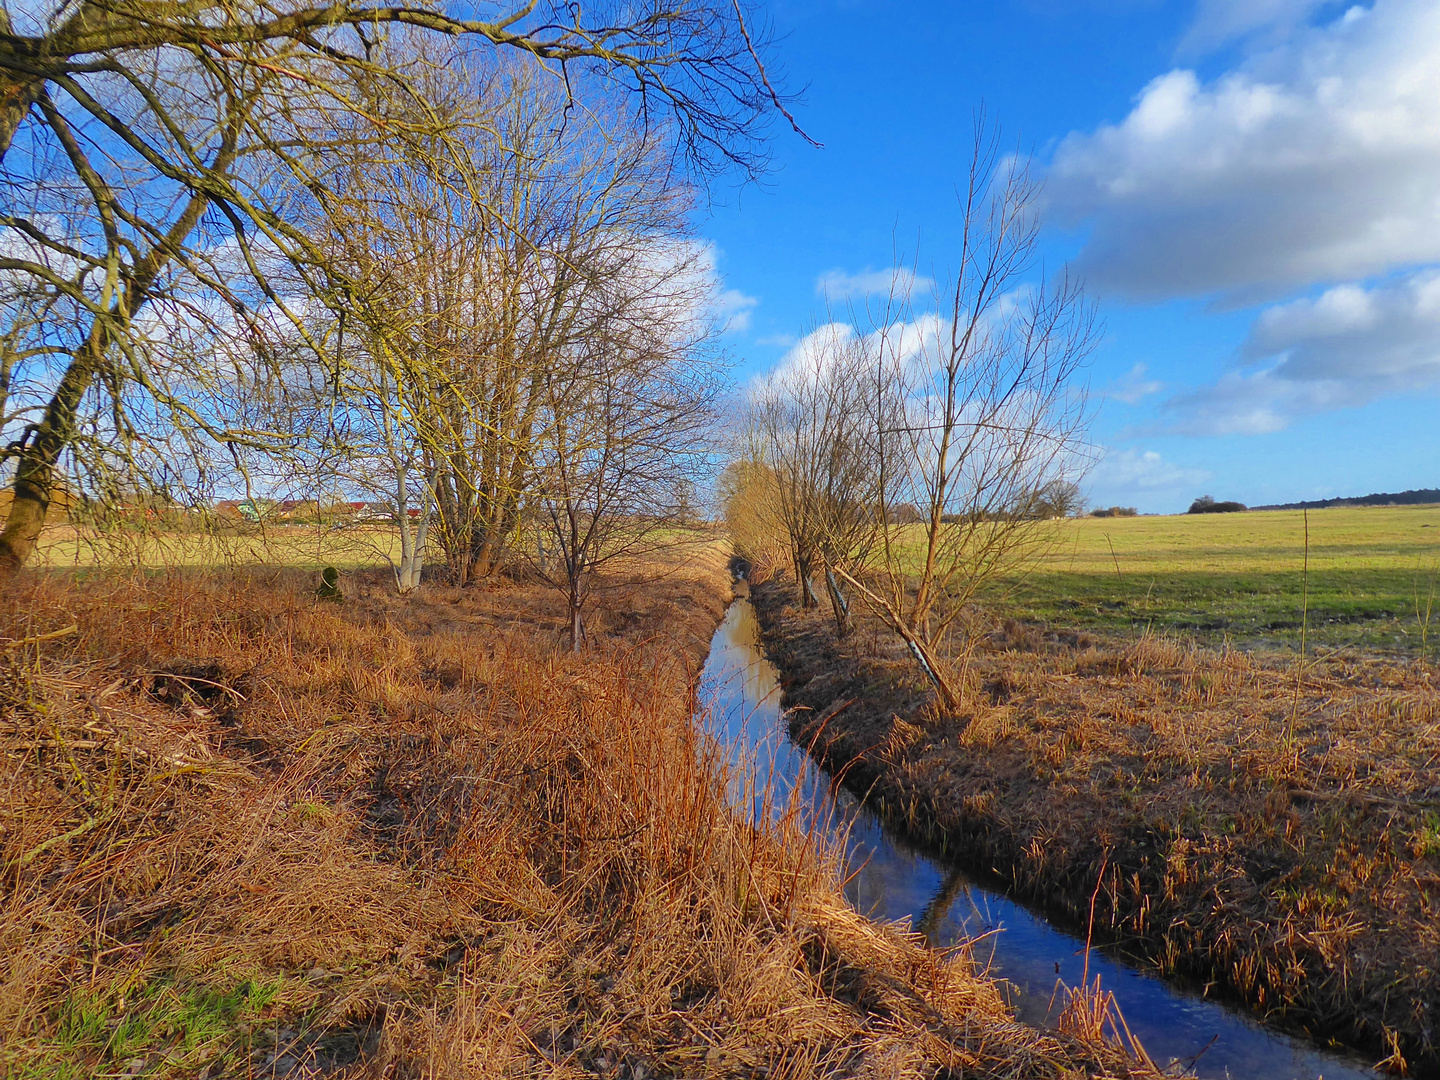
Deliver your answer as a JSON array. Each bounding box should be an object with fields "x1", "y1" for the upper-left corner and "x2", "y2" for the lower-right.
[
  {"x1": 754, "y1": 576, "x2": 1440, "y2": 1074},
  {"x1": 0, "y1": 558, "x2": 1153, "y2": 1079}
]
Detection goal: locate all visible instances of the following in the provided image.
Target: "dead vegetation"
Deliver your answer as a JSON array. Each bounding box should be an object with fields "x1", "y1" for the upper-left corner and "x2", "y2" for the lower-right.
[
  {"x1": 753, "y1": 574, "x2": 1440, "y2": 1075},
  {"x1": 0, "y1": 557, "x2": 1155, "y2": 1079}
]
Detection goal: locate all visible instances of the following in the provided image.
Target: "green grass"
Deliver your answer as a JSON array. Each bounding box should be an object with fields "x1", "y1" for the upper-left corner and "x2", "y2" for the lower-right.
[
  {"x1": 1416, "y1": 812, "x2": 1440, "y2": 859},
  {"x1": 993, "y1": 505, "x2": 1440, "y2": 656},
  {"x1": 14, "y1": 975, "x2": 283, "y2": 1079}
]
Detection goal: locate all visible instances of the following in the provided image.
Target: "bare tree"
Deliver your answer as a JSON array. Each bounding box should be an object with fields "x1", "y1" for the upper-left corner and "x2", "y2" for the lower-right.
[
  {"x1": 529, "y1": 244, "x2": 721, "y2": 650},
  {"x1": 1028, "y1": 478, "x2": 1084, "y2": 519},
  {"x1": 0, "y1": 2, "x2": 794, "y2": 576},
  {"x1": 0, "y1": 1, "x2": 792, "y2": 170},
  {"x1": 749, "y1": 328, "x2": 882, "y2": 633},
  {"x1": 306, "y1": 59, "x2": 701, "y2": 588},
  {"x1": 828, "y1": 130, "x2": 1096, "y2": 711}
]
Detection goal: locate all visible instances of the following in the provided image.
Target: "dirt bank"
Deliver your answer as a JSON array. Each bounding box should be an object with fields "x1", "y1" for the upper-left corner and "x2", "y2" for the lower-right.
[
  {"x1": 751, "y1": 573, "x2": 1440, "y2": 1075},
  {"x1": 1, "y1": 556, "x2": 1156, "y2": 1079}
]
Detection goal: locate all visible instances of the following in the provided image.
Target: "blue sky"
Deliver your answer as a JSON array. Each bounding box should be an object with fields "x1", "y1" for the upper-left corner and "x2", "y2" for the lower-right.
[{"x1": 705, "y1": 0, "x2": 1440, "y2": 513}]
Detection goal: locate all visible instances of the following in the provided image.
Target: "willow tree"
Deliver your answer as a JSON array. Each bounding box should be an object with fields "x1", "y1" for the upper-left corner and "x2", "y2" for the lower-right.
[
  {"x1": 749, "y1": 328, "x2": 883, "y2": 633},
  {"x1": 294, "y1": 57, "x2": 703, "y2": 587},
  {"x1": 0, "y1": 1, "x2": 792, "y2": 574}
]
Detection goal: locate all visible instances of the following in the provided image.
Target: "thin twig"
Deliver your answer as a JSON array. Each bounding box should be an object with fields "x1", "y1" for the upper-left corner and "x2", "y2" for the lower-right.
[
  {"x1": 2, "y1": 623, "x2": 79, "y2": 650},
  {"x1": 9, "y1": 810, "x2": 114, "y2": 869}
]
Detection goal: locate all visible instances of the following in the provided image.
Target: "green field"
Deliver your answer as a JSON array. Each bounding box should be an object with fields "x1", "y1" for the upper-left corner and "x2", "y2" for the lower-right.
[{"x1": 997, "y1": 505, "x2": 1440, "y2": 657}]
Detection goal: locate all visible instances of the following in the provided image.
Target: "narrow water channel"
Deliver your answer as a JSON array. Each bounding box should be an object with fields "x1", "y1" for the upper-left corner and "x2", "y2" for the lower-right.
[{"x1": 697, "y1": 596, "x2": 1382, "y2": 1080}]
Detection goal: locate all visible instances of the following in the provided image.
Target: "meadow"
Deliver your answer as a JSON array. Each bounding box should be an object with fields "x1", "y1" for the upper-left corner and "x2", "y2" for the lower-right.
[
  {"x1": 1000, "y1": 505, "x2": 1440, "y2": 657},
  {"x1": 27, "y1": 503, "x2": 1440, "y2": 658}
]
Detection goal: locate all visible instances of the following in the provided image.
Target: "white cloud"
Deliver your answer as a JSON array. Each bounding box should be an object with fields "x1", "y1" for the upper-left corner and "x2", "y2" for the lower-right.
[
  {"x1": 1155, "y1": 269, "x2": 1440, "y2": 433},
  {"x1": 1152, "y1": 270, "x2": 1440, "y2": 434},
  {"x1": 1106, "y1": 362, "x2": 1165, "y2": 403},
  {"x1": 1089, "y1": 448, "x2": 1211, "y2": 494},
  {"x1": 753, "y1": 314, "x2": 947, "y2": 400},
  {"x1": 1242, "y1": 271, "x2": 1440, "y2": 385},
  {"x1": 717, "y1": 287, "x2": 759, "y2": 333},
  {"x1": 815, "y1": 266, "x2": 935, "y2": 303},
  {"x1": 758, "y1": 323, "x2": 857, "y2": 388},
  {"x1": 1155, "y1": 370, "x2": 1354, "y2": 435},
  {"x1": 1047, "y1": 0, "x2": 1440, "y2": 302}
]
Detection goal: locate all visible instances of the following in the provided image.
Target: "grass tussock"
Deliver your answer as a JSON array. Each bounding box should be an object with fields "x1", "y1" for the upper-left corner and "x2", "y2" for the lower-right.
[
  {"x1": 0, "y1": 560, "x2": 1152, "y2": 1079},
  {"x1": 754, "y1": 575, "x2": 1440, "y2": 1074}
]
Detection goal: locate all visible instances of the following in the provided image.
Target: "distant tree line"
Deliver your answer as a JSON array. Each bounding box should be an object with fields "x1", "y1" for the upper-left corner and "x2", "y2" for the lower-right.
[
  {"x1": 1252, "y1": 488, "x2": 1440, "y2": 511},
  {"x1": 1188, "y1": 495, "x2": 1248, "y2": 514},
  {"x1": 1090, "y1": 506, "x2": 1138, "y2": 518}
]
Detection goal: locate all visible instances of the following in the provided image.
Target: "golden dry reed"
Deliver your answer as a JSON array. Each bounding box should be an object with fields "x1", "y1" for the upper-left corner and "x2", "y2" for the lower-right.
[{"x1": 0, "y1": 565, "x2": 1154, "y2": 1079}]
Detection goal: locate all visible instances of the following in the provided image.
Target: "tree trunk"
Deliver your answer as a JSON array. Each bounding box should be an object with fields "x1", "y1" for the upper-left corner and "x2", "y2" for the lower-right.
[
  {"x1": 796, "y1": 554, "x2": 819, "y2": 608},
  {"x1": 405, "y1": 491, "x2": 429, "y2": 591},
  {"x1": 568, "y1": 582, "x2": 584, "y2": 653},
  {"x1": 468, "y1": 534, "x2": 499, "y2": 581},
  {"x1": 801, "y1": 573, "x2": 820, "y2": 608},
  {"x1": 0, "y1": 147, "x2": 224, "y2": 575},
  {"x1": 395, "y1": 504, "x2": 428, "y2": 593},
  {"x1": 0, "y1": 4, "x2": 96, "y2": 163},
  {"x1": 830, "y1": 567, "x2": 964, "y2": 714},
  {"x1": 0, "y1": 73, "x2": 42, "y2": 161},
  {"x1": 0, "y1": 6, "x2": 49, "y2": 162},
  {"x1": 903, "y1": 632, "x2": 962, "y2": 713},
  {"x1": 824, "y1": 566, "x2": 851, "y2": 637},
  {"x1": 0, "y1": 329, "x2": 104, "y2": 572}
]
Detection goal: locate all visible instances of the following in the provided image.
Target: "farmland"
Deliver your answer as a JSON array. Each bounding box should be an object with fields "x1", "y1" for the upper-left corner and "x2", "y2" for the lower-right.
[{"x1": 999, "y1": 505, "x2": 1440, "y2": 656}]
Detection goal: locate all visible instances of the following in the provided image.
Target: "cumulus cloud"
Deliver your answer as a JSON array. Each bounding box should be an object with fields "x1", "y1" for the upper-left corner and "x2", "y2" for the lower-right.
[
  {"x1": 754, "y1": 314, "x2": 947, "y2": 395},
  {"x1": 815, "y1": 267, "x2": 934, "y2": 303},
  {"x1": 1242, "y1": 271, "x2": 1440, "y2": 383},
  {"x1": 1106, "y1": 363, "x2": 1165, "y2": 404},
  {"x1": 1089, "y1": 448, "x2": 1211, "y2": 494},
  {"x1": 757, "y1": 323, "x2": 859, "y2": 390},
  {"x1": 1157, "y1": 269, "x2": 1440, "y2": 433},
  {"x1": 1047, "y1": 0, "x2": 1440, "y2": 302}
]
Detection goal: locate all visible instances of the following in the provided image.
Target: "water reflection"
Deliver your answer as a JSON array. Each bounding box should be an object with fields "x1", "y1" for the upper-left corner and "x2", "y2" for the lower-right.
[{"x1": 698, "y1": 597, "x2": 1380, "y2": 1080}]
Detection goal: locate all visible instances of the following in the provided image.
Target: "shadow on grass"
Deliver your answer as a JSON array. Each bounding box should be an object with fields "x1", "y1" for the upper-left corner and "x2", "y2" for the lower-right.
[{"x1": 1000, "y1": 569, "x2": 1437, "y2": 657}]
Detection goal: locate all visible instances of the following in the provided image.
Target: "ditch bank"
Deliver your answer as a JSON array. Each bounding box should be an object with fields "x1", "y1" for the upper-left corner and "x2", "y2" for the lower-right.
[{"x1": 750, "y1": 573, "x2": 1440, "y2": 1075}]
